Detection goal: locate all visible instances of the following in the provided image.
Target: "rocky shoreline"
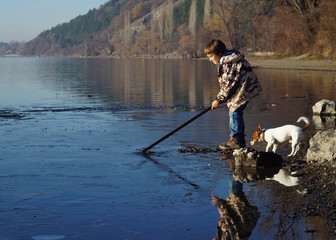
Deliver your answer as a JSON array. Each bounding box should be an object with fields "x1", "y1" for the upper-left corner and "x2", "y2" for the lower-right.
[
  {"x1": 292, "y1": 101, "x2": 336, "y2": 237},
  {"x1": 178, "y1": 100, "x2": 336, "y2": 238},
  {"x1": 178, "y1": 144, "x2": 336, "y2": 238},
  {"x1": 7, "y1": 54, "x2": 336, "y2": 72}
]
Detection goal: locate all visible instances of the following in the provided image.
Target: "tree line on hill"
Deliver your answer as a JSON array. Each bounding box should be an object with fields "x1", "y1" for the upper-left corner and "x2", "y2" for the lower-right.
[{"x1": 1, "y1": 0, "x2": 335, "y2": 59}]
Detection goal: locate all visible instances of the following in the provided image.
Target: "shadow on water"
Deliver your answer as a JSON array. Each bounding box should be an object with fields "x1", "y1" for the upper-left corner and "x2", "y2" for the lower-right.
[{"x1": 136, "y1": 151, "x2": 201, "y2": 190}]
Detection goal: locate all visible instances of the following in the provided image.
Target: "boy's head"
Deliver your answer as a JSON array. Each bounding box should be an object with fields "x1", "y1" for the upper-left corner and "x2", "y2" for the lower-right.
[
  {"x1": 204, "y1": 39, "x2": 226, "y2": 56},
  {"x1": 204, "y1": 39, "x2": 226, "y2": 64}
]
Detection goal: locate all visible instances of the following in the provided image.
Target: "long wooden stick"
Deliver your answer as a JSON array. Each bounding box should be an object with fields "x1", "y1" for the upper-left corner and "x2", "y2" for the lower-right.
[{"x1": 140, "y1": 106, "x2": 212, "y2": 153}]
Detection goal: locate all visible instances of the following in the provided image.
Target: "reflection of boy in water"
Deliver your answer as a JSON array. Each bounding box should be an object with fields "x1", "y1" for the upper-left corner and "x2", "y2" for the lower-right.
[
  {"x1": 204, "y1": 39, "x2": 262, "y2": 150},
  {"x1": 212, "y1": 178, "x2": 259, "y2": 240}
]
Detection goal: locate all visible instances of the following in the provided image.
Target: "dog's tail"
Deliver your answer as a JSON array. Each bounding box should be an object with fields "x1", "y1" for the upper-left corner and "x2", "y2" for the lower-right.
[{"x1": 297, "y1": 116, "x2": 310, "y2": 131}]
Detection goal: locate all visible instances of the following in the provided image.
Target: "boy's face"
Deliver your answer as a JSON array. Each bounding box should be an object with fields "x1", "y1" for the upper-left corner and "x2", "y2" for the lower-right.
[{"x1": 206, "y1": 53, "x2": 220, "y2": 65}]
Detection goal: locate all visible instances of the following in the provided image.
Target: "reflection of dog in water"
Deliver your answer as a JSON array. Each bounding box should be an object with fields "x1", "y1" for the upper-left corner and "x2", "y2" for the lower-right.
[
  {"x1": 266, "y1": 168, "x2": 299, "y2": 187},
  {"x1": 250, "y1": 116, "x2": 310, "y2": 157}
]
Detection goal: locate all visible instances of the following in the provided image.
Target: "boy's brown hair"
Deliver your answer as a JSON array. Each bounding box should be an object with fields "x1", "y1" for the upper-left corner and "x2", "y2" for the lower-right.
[{"x1": 204, "y1": 39, "x2": 226, "y2": 56}]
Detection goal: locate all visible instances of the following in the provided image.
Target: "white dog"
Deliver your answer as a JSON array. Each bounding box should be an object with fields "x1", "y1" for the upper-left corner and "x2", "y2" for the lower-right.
[{"x1": 250, "y1": 116, "x2": 310, "y2": 157}]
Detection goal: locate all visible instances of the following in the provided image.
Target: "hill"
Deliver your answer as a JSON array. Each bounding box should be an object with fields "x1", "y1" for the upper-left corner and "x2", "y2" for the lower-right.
[{"x1": 3, "y1": 0, "x2": 336, "y2": 58}]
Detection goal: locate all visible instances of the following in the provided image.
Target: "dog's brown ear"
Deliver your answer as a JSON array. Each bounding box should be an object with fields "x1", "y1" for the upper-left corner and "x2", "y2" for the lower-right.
[{"x1": 257, "y1": 124, "x2": 262, "y2": 133}]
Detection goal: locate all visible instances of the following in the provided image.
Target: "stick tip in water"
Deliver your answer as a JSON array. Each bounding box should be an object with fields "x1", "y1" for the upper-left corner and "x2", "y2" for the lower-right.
[
  {"x1": 138, "y1": 147, "x2": 155, "y2": 155},
  {"x1": 139, "y1": 149, "x2": 150, "y2": 154}
]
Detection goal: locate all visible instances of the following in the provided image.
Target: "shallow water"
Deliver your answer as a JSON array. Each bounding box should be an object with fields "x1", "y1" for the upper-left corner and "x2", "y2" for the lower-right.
[{"x1": 0, "y1": 57, "x2": 335, "y2": 240}]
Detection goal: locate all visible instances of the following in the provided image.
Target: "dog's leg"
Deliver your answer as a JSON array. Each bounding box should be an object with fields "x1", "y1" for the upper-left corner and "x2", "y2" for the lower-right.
[
  {"x1": 265, "y1": 139, "x2": 274, "y2": 152},
  {"x1": 265, "y1": 143, "x2": 272, "y2": 152},
  {"x1": 288, "y1": 139, "x2": 299, "y2": 157},
  {"x1": 291, "y1": 133, "x2": 303, "y2": 156},
  {"x1": 288, "y1": 144, "x2": 295, "y2": 157},
  {"x1": 292, "y1": 143, "x2": 300, "y2": 156},
  {"x1": 272, "y1": 144, "x2": 278, "y2": 153}
]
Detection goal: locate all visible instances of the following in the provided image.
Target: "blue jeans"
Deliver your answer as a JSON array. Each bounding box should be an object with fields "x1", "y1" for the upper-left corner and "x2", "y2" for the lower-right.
[{"x1": 229, "y1": 102, "x2": 247, "y2": 138}]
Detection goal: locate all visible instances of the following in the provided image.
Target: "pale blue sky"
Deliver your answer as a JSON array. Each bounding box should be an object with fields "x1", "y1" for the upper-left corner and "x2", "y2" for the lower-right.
[{"x1": 0, "y1": 0, "x2": 109, "y2": 42}]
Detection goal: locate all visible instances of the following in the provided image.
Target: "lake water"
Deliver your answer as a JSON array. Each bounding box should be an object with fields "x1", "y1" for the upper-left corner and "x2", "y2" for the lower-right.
[{"x1": 0, "y1": 57, "x2": 335, "y2": 240}]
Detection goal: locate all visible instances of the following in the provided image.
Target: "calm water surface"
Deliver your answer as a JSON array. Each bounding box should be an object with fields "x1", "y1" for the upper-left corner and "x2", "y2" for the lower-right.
[{"x1": 0, "y1": 57, "x2": 335, "y2": 240}]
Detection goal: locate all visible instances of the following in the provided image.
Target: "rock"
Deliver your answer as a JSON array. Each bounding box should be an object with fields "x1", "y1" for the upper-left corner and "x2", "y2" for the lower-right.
[
  {"x1": 312, "y1": 99, "x2": 336, "y2": 116},
  {"x1": 306, "y1": 129, "x2": 336, "y2": 166},
  {"x1": 233, "y1": 147, "x2": 283, "y2": 168}
]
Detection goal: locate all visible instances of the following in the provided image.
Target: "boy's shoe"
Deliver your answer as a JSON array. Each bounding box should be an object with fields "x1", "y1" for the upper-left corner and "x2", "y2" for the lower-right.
[
  {"x1": 219, "y1": 134, "x2": 246, "y2": 150},
  {"x1": 219, "y1": 137, "x2": 240, "y2": 150}
]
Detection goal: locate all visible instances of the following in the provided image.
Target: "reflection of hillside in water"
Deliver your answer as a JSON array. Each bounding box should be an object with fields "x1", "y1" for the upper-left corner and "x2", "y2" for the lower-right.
[
  {"x1": 89, "y1": 59, "x2": 336, "y2": 116},
  {"x1": 19, "y1": 58, "x2": 336, "y2": 111},
  {"x1": 87, "y1": 58, "x2": 218, "y2": 106}
]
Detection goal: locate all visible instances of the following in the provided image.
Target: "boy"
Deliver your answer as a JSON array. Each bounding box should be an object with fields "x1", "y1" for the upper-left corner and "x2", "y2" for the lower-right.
[{"x1": 204, "y1": 39, "x2": 262, "y2": 150}]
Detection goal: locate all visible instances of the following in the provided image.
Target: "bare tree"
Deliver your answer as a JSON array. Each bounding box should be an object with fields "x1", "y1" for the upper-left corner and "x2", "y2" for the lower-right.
[
  {"x1": 280, "y1": 0, "x2": 321, "y2": 35},
  {"x1": 212, "y1": 0, "x2": 247, "y2": 49},
  {"x1": 283, "y1": 0, "x2": 320, "y2": 15},
  {"x1": 245, "y1": 0, "x2": 274, "y2": 50}
]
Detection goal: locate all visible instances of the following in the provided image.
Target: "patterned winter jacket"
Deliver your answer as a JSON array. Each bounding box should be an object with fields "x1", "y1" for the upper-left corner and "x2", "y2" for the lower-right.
[{"x1": 215, "y1": 50, "x2": 262, "y2": 112}]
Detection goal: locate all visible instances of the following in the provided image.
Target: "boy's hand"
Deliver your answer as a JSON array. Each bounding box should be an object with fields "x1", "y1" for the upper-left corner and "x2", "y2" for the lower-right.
[{"x1": 211, "y1": 100, "x2": 219, "y2": 110}]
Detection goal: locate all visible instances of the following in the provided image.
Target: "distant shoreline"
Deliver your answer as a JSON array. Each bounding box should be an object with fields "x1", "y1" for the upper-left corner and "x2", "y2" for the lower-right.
[{"x1": 2, "y1": 54, "x2": 336, "y2": 72}]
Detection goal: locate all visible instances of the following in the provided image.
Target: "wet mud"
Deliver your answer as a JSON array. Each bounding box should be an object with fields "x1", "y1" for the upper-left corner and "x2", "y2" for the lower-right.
[
  {"x1": 178, "y1": 146, "x2": 224, "y2": 153},
  {"x1": 0, "y1": 109, "x2": 26, "y2": 119},
  {"x1": 292, "y1": 161, "x2": 336, "y2": 235}
]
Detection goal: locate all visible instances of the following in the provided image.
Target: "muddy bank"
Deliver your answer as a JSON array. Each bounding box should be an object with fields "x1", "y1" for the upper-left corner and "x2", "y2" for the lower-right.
[
  {"x1": 247, "y1": 57, "x2": 336, "y2": 72},
  {"x1": 181, "y1": 55, "x2": 336, "y2": 72}
]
